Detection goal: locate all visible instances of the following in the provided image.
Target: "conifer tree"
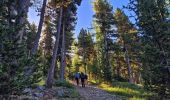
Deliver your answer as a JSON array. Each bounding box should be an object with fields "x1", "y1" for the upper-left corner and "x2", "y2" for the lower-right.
[
  {"x1": 93, "y1": 0, "x2": 114, "y2": 81},
  {"x1": 114, "y1": 8, "x2": 136, "y2": 83},
  {"x1": 32, "y1": 0, "x2": 48, "y2": 55},
  {"x1": 78, "y1": 28, "x2": 94, "y2": 73},
  {"x1": 39, "y1": 14, "x2": 53, "y2": 76},
  {"x1": 128, "y1": 0, "x2": 170, "y2": 96},
  {"x1": 0, "y1": 0, "x2": 41, "y2": 95},
  {"x1": 46, "y1": 0, "x2": 82, "y2": 87}
]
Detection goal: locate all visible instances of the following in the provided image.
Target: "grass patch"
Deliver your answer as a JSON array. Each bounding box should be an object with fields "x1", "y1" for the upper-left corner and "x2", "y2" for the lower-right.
[{"x1": 98, "y1": 82, "x2": 155, "y2": 100}]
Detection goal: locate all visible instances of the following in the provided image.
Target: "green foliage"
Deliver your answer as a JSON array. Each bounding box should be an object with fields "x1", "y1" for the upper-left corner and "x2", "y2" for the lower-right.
[
  {"x1": 0, "y1": 1, "x2": 42, "y2": 95},
  {"x1": 113, "y1": 8, "x2": 140, "y2": 83},
  {"x1": 127, "y1": 0, "x2": 170, "y2": 97},
  {"x1": 93, "y1": 0, "x2": 115, "y2": 82},
  {"x1": 112, "y1": 75, "x2": 128, "y2": 82},
  {"x1": 39, "y1": 15, "x2": 53, "y2": 76},
  {"x1": 77, "y1": 28, "x2": 94, "y2": 73},
  {"x1": 55, "y1": 80, "x2": 74, "y2": 88},
  {"x1": 26, "y1": 23, "x2": 37, "y2": 51}
]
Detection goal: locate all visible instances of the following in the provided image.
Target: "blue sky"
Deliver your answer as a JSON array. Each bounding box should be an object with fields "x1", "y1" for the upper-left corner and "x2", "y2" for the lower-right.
[{"x1": 28, "y1": 0, "x2": 131, "y2": 38}]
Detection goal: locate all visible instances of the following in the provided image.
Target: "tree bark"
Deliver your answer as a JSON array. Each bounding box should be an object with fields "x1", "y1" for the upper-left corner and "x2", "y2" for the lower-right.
[
  {"x1": 82, "y1": 30, "x2": 87, "y2": 73},
  {"x1": 104, "y1": 31, "x2": 111, "y2": 79},
  {"x1": 60, "y1": 18, "x2": 66, "y2": 81},
  {"x1": 46, "y1": 7, "x2": 63, "y2": 88},
  {"x1": 116, "y1": 56, "x2": 120, "y2": 77},
  {"x1": 124, "y1": 45, "x2": 133, "y2": 83},
  {"x1": 31, "y1": 0, "x2": 47, "y2": 55}
]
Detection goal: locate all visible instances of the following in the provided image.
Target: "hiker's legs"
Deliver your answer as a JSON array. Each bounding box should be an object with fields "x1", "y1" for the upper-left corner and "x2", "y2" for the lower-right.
[
  {"x1": 81, "y1": 79, "x2": 85, "y2": 87},
  {"x1": 84, "y1": 82, "x2": 85, "y2": 87},
  {"x1": 84, "y1": 79, "x2": 87, "y2": 87},
  {"x1": 77, "y1": 79, "x2": 79, "y2": 85},
  {"x1": 76, "y1": 78, "x2": 79, "y2": 86},
  {"x1": 81, "y1": 79, "x2": 83, "y2": 87}
]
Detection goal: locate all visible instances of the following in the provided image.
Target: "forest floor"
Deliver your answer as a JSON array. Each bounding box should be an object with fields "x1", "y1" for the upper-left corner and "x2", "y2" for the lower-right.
[{"x1": 6, "y1": 80, "x2": 154, "y2": 100}]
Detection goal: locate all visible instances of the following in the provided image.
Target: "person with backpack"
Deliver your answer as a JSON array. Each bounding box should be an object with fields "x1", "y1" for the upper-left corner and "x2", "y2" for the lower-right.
[
  {"x1": 74, "y1": 72, "x2": 80, "y2": 86},
  {"x1": 84, "y1": 74, "x2": 88, "y2": 85},
  {"x1": 80, "y1": 72, "x2": 86, "y2": 87}
]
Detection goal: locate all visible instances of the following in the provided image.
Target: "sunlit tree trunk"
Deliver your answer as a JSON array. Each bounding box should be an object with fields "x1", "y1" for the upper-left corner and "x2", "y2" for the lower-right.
[
  {"x1": 31, "y1": 0, "x2": 47, "y2": 55},
  {"x1": 46, "y1": 7, "x2": 63, "y2": 88}
]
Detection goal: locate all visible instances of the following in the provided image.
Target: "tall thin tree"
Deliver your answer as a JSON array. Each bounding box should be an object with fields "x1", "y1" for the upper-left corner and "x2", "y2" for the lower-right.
[
  {"x1": 31, "y1": 0, "x2": 47, "y2": 55},
  {"x1": 46, "y1": 7, "x2": 63, "y2": 88}
]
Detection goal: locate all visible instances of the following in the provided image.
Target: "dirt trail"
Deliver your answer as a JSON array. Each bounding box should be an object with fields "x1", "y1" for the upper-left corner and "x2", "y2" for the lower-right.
[{"x1": 75, "y1": 85, "x2": 120, "y2": 100}]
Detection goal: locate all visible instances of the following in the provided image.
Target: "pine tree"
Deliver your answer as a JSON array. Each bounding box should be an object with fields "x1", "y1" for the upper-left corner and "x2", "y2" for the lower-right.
[
  {"x1": 0, "y1": 0, "x2": 41, "y2": 95},
  {"x1": 114, "y1": 8, "x2": 137, "y2": 83},
  {"x1": 46, "y1": 0, "x2": 82, "y2": 87},
  {"x1": 46, "y1": 6, "x2": 63, "y2": 88},
  {"x1": 16, "y1": 0, "x2": 31, "y2": 42},
  {"x1": 32, "y1": 0, "x2": 48, "y2": 55},
  {"x1": 59, "y1": 0, "x2": 82, "y2": 81},
  {"x1": 39, "y1": 14, "x2": 53, "y2": 76},
  {"x1": 128, "y1": 0, "x2": 170, "y2": 97},
  {"x1": 40, "y1": 15, "x2": 53, "y2": 56},
  {"x1": 78, "y1": 28, "x2": 94, "y2": 73},
  {"x1": 26, "y1": 22, "x2": 37, "y2": 53},
  {"x1": 93, "y1": 0, "x2": 114, "y2": 81}
]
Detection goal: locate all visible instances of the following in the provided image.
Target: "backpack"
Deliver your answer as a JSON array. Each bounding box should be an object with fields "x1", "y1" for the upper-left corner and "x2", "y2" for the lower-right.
[
  {"x1": 75, "y1": 73, "x2": 80, "y2": 78},
  {"x1": 80, "y1": 73, "x2": 85, "y2": 79},
  {"x1": 84, "y1": 74, "x2": 88, "y2": 80}
]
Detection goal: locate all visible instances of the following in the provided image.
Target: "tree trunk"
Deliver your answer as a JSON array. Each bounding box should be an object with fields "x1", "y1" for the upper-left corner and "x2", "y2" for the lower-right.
[
  {"x1": 124, "y1": 45, "x2": 133, "y2": 83},
  {"x1": 116, "y1": 56, "x2": 120, "y2": 77},
  {"x1": 60, "y1": 19, "x2": 66, "y2": 81},
  {"x1": 104, "y1": 31, "x2": 111, "y2": 80},
  {"x1": 31, "y1": 0, "x2": 47, "y2": 55},
  {"x1": 82, "y1": 29, "x2": 86, "y2": 73},
  {"x1": 104, "y1": 32, "x2": 109, "y2": 67},
  {"x1": 46, "y1": 7, "x2": 63, "y2": 88}
]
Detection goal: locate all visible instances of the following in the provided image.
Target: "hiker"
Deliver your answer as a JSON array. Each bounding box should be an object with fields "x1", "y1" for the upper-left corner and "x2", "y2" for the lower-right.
[
  {"x1": 74, "y1": 72, "x2": 80, "y2": 86},
  {"x1": 84, "y1": 74, "x2": 88, "y2": 85},
  {"x1": 80, "y1": 72, "x2": 86, "y2": 87}
]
